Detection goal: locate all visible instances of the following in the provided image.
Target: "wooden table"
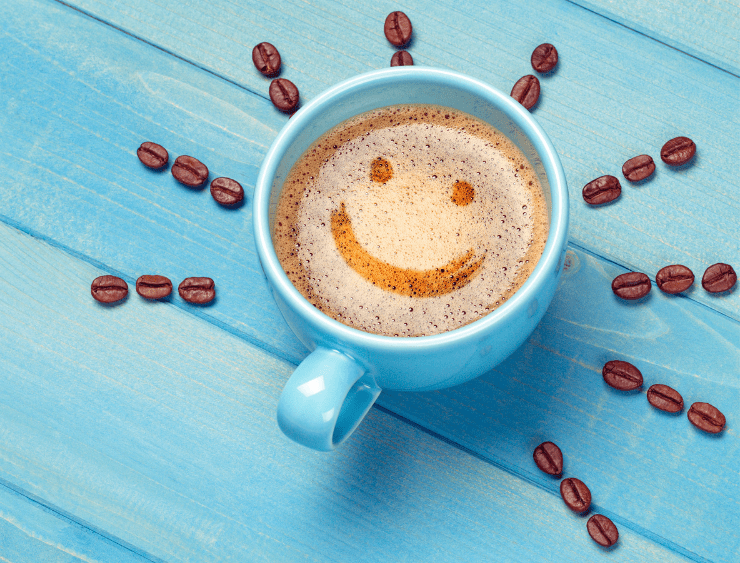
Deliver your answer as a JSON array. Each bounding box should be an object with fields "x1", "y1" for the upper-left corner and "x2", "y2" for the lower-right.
[{"x1": 1, "y1": 0, "x2": 738, "y2": 560}]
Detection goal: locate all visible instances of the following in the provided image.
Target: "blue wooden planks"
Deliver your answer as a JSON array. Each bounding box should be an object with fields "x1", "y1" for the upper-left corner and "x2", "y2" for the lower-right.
[
  {"x1": 0, "y1": 222, "x2": 696, "y2": 562},
  {"x1": 0, "y1": 0, "x2": 738, "y2": 561},
  {"x1": 570, "y1": 0, "x2": 740, "y2": 76},
  {"x1": 379, "y1": 246, "x2": 740, "y2": 561},
  {"x1": 7, "y1": 0, "x2": 739, "y2": 324},
  {"x1": 0, "y1": 480, "x2": 160, "y2": 563}
]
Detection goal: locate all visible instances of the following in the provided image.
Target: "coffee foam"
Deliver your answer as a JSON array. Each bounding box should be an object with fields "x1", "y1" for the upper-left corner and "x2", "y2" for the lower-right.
[{"x1": 274, "y1": 105, "x2": 549, "y2": 337}]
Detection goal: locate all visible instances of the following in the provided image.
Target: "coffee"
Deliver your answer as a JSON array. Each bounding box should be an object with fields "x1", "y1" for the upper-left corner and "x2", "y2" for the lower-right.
[
  {"x1": 656, "y1": 264, "x2": 694, "y2": 294},
  {"x1": 560, "y1": 477, "x2": 591, "y2": 513},
  {"x1": 91, "y1": 275, "x2": 128, "y2": 304},
  {"x1": 647, "y1": 383, "x2": 683, "y2": 413},
  {"x1": 136, "y1": 275, "x2": 173, "y2": 300},
  {"x1": 622, "y1": 154, "x2": 655, "y2": 182},
  {"x1": 587, "y1": 514, "x2": 619, "y2": 547},
  {"x1": 532, "y1": 441, "x2": 563, "y2": 476},
  {"x1": 602, "y1": 360, "x2": 643, "y2": 391},
  {"x1": 210, "y1": 177, "x2": 244, "y2": 206},
  {"x1": 687, "y1": 402, "x2": 726, "y2": 433},
  {"x1": 172, "y1": 155, "x2": 208, "y2": 187},
  {"x1": 611, "y1": 271, "x2": 651, "y2": 300},
  {"x1": 178, "y1": 277, "x2": 216, "y2": 304},
  {"x1": 274, "y1": 104, "x2": 548, "y2": 337},
  {"x1": 510, "y1": 75, "x2": 540, "y2": 110}
]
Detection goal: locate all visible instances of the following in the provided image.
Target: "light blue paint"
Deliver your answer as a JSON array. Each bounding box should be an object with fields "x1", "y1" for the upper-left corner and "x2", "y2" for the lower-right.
[{"x1": 0, "y1": 0, "x2": 738, "y2": 560}]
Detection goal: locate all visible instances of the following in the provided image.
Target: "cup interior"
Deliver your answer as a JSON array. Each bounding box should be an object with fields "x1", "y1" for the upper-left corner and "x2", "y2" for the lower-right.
[{"x1": 256, "y1": 67, "x2": 567, "y2": 345}]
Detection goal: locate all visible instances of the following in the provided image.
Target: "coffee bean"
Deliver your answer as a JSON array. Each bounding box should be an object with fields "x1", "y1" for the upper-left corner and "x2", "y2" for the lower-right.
[
  {"x1": 647, "y1": 384, "x2": 683, "y2": 413},
  {"x1": 656, "y1": 264, "x2": 694, "y2": 294},
  {"x1": 510, "y1": 75, "x2": 540, "y2": 110},
  {"x1": 687, "y1": 402, "x2": 726, "y2": 434},
  {"x1": 531, "y1": 43, "x2": 558, "y2": 73},
  {"x1": 661, "y1": 136, "x2": 696, "y2": 166},
  {"x1": 210, "y1": 177, "x2": 244, "y2": 206},
  {"x1": 560, "y1": 477, "x2": 591, "y2": 513},
  {"x1": 602, "y1": 360, "x2": 643, "y2": 391},
  {"x1": 252, "y1": 42, "x2": 281, "y2": 76},
  {"x1": 137, "y1": 142, "x2": 169, "y2": 169},
  {"x1": 91, "y1": 275, "x2": 128, "y2": 304},
  {"x1": 179, "y1": 277, "x2": 215, "y2": 304},
  {"x1": 269, "y1": 78, "x2": 299, "y2": 112},
  {"x1": 622, "y1": 154, "x2": 655, "y2": 182},
  {"x1": 390, "y1": 50, "x2": 413, "y2": 67},
  {"x1": 582, "y1": 175, "x2": 621, "y2": 205},
  {"x1": 533, "y1": 441, "x2": 563, "y2": 476},
  {"x1": 384, "y1": 11, "x2": 412, "y2": 47},
  {"x1": 611, "y1": 272, "x2": 651, "y2": 300},
  {"x1": 172, "y1": 155, "x2": 208, "y2": 187},
  {"x1": 702, "y1": 263, "x2": 737, "y2": 293},
  {"x1": 587, "y1": 514, "x2": 619, "y2": 547},
  {"x1": 136, "y1": 275, "x2": 172, "y2": 300}
]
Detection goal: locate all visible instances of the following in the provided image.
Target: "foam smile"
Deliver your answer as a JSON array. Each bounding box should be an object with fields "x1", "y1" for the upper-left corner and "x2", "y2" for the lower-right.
[{"x1": 330, "y1": 202, "x2": 485, "y2": 297}]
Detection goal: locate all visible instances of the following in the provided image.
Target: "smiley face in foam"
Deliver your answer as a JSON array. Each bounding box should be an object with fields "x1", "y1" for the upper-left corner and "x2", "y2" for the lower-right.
[
  {"x1": 274, "y1": 104, "x2": 548, "y2": 336},
  {"x1": 331, "y1": 157, "x2": 485, "y2": 297}
]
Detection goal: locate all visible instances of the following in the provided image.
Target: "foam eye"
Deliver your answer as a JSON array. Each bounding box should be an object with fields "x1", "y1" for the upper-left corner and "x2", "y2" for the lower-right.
[
  {"x1": 451, "y1": 180, "x2": 474, "y2": 206},
  {"x1": 370, "y1": 157, "x2": 393, "y2": 183}
]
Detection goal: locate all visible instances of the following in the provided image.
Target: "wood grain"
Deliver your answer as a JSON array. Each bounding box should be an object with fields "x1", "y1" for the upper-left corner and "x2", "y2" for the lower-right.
[
  {"x1": 6, "y1": 0, "x2": 738, "y2": 324},
  {"x1": 1, "y1": 0, "x2": 738, "y2": 561},
  {"x1": 379, "y1": 247, "x2": 740, "y2": 561},
  {"x1": 571, "y1": 0, "x2": 740, "y2": 75},
  {"x1": 0, "y1": 222, "x2": 694, "y2": 563},
  {"x1": 0, "y1": 480, "x2": 159, "y2": 563}
]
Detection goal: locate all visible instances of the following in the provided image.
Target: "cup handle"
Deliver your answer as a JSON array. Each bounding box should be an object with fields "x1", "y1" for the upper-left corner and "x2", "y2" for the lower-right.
[{"x1": 277, "y1": 347, "x2": 381, "y2": 451}]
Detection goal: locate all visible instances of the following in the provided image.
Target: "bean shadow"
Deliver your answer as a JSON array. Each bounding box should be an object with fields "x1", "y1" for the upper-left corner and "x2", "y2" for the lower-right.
[{"x1": 94, "y1": 296, "x2": 129, "y2": 308}]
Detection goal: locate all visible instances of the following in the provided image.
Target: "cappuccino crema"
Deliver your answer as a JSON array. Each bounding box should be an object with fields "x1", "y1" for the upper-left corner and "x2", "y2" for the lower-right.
[{"x1": 274, "y1": 105, "x2": 548, "y2": 336}]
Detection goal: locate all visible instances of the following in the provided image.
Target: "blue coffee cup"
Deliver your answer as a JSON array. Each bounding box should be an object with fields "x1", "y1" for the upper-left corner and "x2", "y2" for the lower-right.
[{"x1": 254, "y1": 67, "x2": 569, "y2": 451}]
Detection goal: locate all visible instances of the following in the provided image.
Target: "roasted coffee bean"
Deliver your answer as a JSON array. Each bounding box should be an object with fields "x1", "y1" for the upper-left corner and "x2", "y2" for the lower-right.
[
  {"x1": 91, "y1": 275, "x2": 128, "y2": 304},
  {"x1": 622, "y1": 154, "x2": 655, "y2": 182},
  {"x1": 702, "y1": 263, "x2": 737, "y2": 293},
  {"x1": 210, "y1": 177, "x2": 244, "y2": 206},
  {"x1": 137, "y1": 142, "x2": 169, "y2": 169},
  {"x1": 656, "y1": 264, "x2": 694, "y2": 294},
  {"x1": 269, "y1": 78, "x2": 299, "y2": 112},
  {"x1": 611, "y1": 272, "x2": 651, "y2": 300},
  {"x1": 647, "y1": 384, "x2": 683, "y2": 413},
  {"x1": 172, "y1": 155, "x2": 209, "y2": 187},
  {"x1": 179, "y1": 277, "x2": 215, "y2": 304},
  {"x1": 531, "y1": 43, "x2": 558, "y2": 73},
  {"x1": 136, "y1": 275, "x2": 172, "y2": 300},
  {"x1": 384, "y1": 11, "x2": 412, "y2": 47},
  {"x1": 587, "y1": 514, "x2": 619, "y2": 547},
  {"x1": 560, "y1": 477, "x2": 591, "y2": 513},
  {"x1": 602, "y1": 360, "x2": 643, "y2": 391},
  {"x1": 252, "y1": 42, "x2": 281, "y2": 76},
  {"x1": 582, "y1": 175, "x2": 621, "y2": 205},
  {"x1": 661, "y1": 136, "x2": 696, "y2": 166},
  {"x1": 390, "y1": 50, "x2": 414, "y2": 67},
  {"x1": 510, "y1": 75, "x2": 540, "y2": 110},
  {"x1": 687, "y1": 402, "x2": 726, "y2": 433},
  {"x1": 533, "y1": 441, "x2": 563, "y2": 476}
]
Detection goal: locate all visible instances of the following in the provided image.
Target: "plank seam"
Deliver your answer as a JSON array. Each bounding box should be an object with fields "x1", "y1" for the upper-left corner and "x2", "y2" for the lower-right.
[
  {"x1": 0, "y1": 476, "x2": 167, "y2": 563},
  {"x1": 50, "y1": 0, "x2": 273, "y2": 103},
  {"x1": 0, "y1": 212, "x2": 304, "y2": 367},
  {"x1": 565, "y1": 0, "x2": 740, "y2": 80},
  {"x1": 373, "y1": 404, "x2": 713, "y2": 563},
  {"x1": 0, "y1": 216, "x2": 729, "y2": 562},
  {"x1": 568, "y1": 239, "x2": 740, "y2": 326}
]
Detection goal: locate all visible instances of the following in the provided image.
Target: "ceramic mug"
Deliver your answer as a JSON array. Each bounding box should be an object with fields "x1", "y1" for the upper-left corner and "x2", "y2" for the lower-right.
[{"x1": 254, "y1": 67, "x2": 569, "y2": 451}]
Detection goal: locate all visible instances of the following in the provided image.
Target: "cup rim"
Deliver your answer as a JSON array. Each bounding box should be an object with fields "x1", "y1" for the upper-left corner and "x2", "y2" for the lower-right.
[{"x1": 254, "y1": 67, "x2": 568, "y2": 351}]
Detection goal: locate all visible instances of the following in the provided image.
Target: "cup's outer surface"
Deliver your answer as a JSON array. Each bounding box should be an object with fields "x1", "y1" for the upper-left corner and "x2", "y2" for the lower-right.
[{"x1": 255, "y1": 67, "x2": 569, "y2": 448}]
